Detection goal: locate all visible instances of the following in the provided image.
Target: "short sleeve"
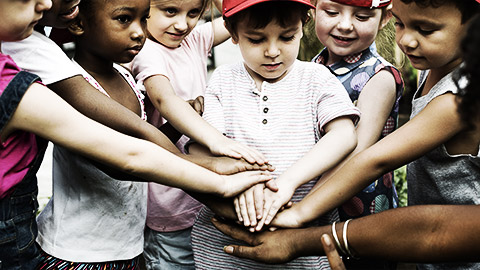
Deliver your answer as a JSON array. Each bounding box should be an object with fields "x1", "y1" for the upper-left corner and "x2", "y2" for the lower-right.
[
  {"x1": 2, "y1": 31, "x2": 81, "y2": 85},
  {"x1": 202, "y1": 69, "x2": 226, "y2": 135}
]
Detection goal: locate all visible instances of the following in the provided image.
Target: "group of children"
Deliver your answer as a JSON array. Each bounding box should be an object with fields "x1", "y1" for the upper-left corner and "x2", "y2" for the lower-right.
[{"x1": 0, "y1": 0, "x2": 479, "y2": 270}]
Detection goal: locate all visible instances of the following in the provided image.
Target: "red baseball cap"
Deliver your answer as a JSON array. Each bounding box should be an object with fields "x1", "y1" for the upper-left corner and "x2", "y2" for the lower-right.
[
  {"x1": 331, "y1": 0, "x2": 391, "y2": 8},
  {"x1": 223, "y1": 0, "x2": 315, "y2": 18}
]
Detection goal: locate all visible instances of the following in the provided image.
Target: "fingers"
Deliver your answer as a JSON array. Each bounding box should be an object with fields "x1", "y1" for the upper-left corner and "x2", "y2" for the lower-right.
[
  {"x1": 224, "y1": 171, "x2": 273, "y2": 197},
  {"x1": 233, "y1": 197, "x2": 243, "y2": 223},
  {"x1": 253, "y1": 184, "x2": 264, "y2": 220},
  {"x1": 211, "y1": 217, "x2": 256, "y2": 245},
  {"x1": 238, "y1": 193, "x2": 251, "y2": 226},
  {"x1": 264, "y1": 179, "x2": 278, "y2": 192},
  {"x1": 223, "y1": 245, "x2": 259, "y2": 261},
  {"x1": 321, "y1": 234, "x2": 346, "y2": 270}
]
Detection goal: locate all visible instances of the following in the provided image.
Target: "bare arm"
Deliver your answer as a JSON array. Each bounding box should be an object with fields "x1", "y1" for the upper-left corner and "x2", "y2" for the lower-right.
[
  {"x1": 211, "y1": 0, "x2": 230, "y2": 46},
  {"x1": 312, "y1": 70, "x2": 397, "y2": 190},
  {"x1": 271, "y1": 93, "x2": 465, "y2": 227},
  {"x1": 144, "y1": 75, "x2": 267, "y2": 164},
  {"x1": 2, "y1": 83, "x2": 272, "y2": 197},
  {"x1": 48, "y1": 75, "x2": 180, "y2": 153},
  {"x1": 213, "y1": 204, "x2": 480, "y2": 263}
]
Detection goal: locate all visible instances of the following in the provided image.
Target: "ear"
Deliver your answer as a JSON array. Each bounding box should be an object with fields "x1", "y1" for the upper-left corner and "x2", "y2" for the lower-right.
[
  {"x1": 379, "y1": 5, "x2": 393, "y2": 30},
  {"x1": 68, "y1": 17, "x2": 85, "y2": 36}
]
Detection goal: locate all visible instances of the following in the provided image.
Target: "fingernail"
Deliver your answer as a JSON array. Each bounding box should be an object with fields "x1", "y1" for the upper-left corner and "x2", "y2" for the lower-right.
[
  {"x1": 212, "y1": 217, "x2": 218, "y2": 222},
  {"x1": 224, "y1": 246, "x2": 234, "y2": 254},
  {"x1": 322, "y1": 234, "x2": 332, "y2": 246}
]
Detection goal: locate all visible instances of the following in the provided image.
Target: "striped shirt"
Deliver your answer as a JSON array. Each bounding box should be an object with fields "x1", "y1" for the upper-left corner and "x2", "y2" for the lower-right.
[{"x1": 191, "y1": 60, "x2": 360, "y2": 269}]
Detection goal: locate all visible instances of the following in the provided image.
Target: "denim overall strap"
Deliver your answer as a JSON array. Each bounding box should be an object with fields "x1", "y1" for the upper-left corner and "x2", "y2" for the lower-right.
[{"x1": 0, "y1": 71, "x2": 46, "y2": 270}]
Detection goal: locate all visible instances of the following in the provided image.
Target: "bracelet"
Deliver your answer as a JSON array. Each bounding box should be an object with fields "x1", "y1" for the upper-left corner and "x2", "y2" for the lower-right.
[
  {"x1": 331, "y1": 221, "x2": 346, "y2": 256},
  {"x1": 342, "y1": 219, "x2": 358, "y2": 259}
]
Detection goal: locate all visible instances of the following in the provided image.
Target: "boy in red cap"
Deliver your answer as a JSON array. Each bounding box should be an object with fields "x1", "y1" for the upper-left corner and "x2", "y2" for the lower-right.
[{"x1": 188, "y1": 0, "x2": 361, "y2": 268}]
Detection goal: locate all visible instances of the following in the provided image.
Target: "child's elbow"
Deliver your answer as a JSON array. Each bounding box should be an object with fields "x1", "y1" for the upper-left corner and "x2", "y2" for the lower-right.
[{"x1": 344, "y1": 125, "x2": 358, "y2": 152}]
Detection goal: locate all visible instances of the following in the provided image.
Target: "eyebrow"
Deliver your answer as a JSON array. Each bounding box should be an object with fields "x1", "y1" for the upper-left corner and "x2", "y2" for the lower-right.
[
  {"x1": 245, "y1": 26, "x2": 300, "y2": 35},
  {"x1": 113, "y1": 6, "x2": 136, "y2": 13},
  {"x1": 391, "y1": 11, "x2": 442, "y2": 27}
]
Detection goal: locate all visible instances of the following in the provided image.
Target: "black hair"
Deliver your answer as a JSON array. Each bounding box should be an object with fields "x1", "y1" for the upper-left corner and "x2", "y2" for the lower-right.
[
  {"x1": 399, "y1": 0, "x2": 479, "y2": 23},
  {"x1": 454, "y1": 14, "x2": 480, "y2": 129},
  {"x1": 224, "y1": 1, "x2": 310, "y2": 39}
]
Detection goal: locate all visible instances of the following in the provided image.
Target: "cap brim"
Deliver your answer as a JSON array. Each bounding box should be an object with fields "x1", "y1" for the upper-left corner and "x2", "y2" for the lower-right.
[{"x1": 224, "y1": 0, "x2": 315, "y2": 18}]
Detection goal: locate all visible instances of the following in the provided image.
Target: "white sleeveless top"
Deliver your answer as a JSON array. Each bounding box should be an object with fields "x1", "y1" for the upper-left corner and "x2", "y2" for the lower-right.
[{"x1": 36, "y1": 62, "x2": 148, "y2": 262}]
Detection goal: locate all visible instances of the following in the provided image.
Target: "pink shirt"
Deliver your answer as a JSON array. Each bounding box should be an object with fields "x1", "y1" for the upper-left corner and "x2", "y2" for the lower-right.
[
  {"x1": 0, "y1": 54, "x2": 38, "y2": 199},
  {"x1": 130, "y1": 23, "x2": 214, "y2": 232}
]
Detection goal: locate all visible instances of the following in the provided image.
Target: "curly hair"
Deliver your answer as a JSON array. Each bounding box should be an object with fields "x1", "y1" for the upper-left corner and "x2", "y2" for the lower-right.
[
  {"x1": 454, "y1": 14, "x2": 480, "y2": 129},
  {"x1": 399, "y1": 0, "x2": 479, "y2": 23}
]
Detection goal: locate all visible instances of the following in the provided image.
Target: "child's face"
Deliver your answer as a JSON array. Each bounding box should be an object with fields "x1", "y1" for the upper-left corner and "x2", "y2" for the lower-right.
[
  {"x1": 233, "y1": 19, "x2": 303, "y2": 85},
  {"x1": 0, "y1": 0, "x2": 51, "y2": 42},
  {"x1": 392, "y1": 0, "x2": 466, "y2": 73},
  {"x1": 79, "y1": 0, "x2": 149, "y2": 63},
  {"x1": 315, "y1": 0, "x2": 388, "y2": 64},
  {"x1": 39, "y1": 0, "x2": 80, "y2": 28},
  {"x1": 148, "y1": 0, "x2": 204, "y2": 48}
]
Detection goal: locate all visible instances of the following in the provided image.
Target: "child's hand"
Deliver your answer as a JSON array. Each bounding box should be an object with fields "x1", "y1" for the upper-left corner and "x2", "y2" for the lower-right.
[
  {"x1": 187, "y1": 96, "x2": 204, "y2": 115},
  {"x1": 220, "y1": 171, "x2": 273, "y2": 198},
  {"x1": 254, "y1": 182, "x2": 296, "y2": 231},
  {"x1": 209, "y1": 156, "x2": 275, "y2": 175},
  {"x1": 209, "y1": 136, "x2": 269, "y2": 166},
  {"x1": 233, "y1": 183, "x2": 265, "y2": 229},
  {"x1": 268, "y1": 205, "x2": 305, "y2": 228}
]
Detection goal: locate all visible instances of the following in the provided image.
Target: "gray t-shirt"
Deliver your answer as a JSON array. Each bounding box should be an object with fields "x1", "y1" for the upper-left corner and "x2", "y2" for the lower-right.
[{"x1": 407, "y1": 70, "x2": 480, "y2": 270}]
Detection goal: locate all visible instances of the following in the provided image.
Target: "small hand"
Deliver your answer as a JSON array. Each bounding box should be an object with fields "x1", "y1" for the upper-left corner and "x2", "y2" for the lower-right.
[
  {"x1": 233, "y1": 183, "x2": 265, "y2": 229},
  {"x1": 269, "y1": 204, "x2": 305, "y2": 228},
  {"x1": 187, "y1": 96, "x2": 204, "y2": 115},
  {"x1": 210, "y1": 156, "x2": 275, "y2": 175},
  {"x1": 221, "y1": 171, "x2": 273, "y2": 198},
  {"x1": 209, "y1": 136, "x2": 268, "y2": 166},
  {"x1": 212, "y1": 217, "x2": 298, "y2": 264},
  {"x1": 255, "y1": 183, "x2": 295, "y2": 231}
]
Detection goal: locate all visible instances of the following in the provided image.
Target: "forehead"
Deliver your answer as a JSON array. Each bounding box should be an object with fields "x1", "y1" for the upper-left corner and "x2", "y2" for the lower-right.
[
  {"x1": 391, "y1": 0, "x2": 461, "y2": 25},
  {"x1": 237, "y1": 18, "x2": 302, "y2": 35},
  {"x1": 151, "y1": 0, "x2": 203, "y2": 8}
]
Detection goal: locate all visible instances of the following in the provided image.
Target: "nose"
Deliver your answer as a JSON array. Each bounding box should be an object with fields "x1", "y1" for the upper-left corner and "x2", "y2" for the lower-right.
[
  {"x1": 131, "y1": 21, "x2": 146, "y2": 41},
  {"x1": 173, "y1": 15, "x2": 188, "y2": 32},
  {"x1": 396, "y1": 30, "x2": 418, "y2": 51},
  {"x1": 337, "y1": 14, "x2": 354, "y2": 32},
  {"x1": 265, "y1": 41, "x2": 280, "y2": 59},
  {"x1": 36, "y1": 0, "x2": 52, "y2": 13}
]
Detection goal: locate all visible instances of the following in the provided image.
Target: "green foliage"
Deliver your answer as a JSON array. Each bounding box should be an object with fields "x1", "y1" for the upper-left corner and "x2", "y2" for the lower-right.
[{"x1": 394, "y1": 166, "x2": 408, "y2": 207}]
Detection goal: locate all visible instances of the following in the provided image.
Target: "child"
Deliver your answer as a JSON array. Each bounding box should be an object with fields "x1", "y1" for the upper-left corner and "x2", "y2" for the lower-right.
[
  {"x1": 128, "y1": 0, "x2": 249, "y2": 268},
  {"x1": 35, "y1": 0, "x2": 149, "y2": 267},
  {"x1": 189, "y1": 0, "x2": 361, "y2": 268},
  {"x1": 309, "y1": 0, "x2": 404, "y2": 268},
  {"x1": 267, "y1": 0, "x2": 480, "y2": 269},
  {"x1": 312, "y1": 0, "x2": 403, "y2": 220},
  {"x1": 0, "y1": 1, "x2": 273, "y2": 268}
]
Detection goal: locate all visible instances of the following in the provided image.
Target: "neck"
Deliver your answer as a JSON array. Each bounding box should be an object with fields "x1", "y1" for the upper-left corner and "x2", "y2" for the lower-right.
[{"x1": 74, "y1": 46, "x2": 115, "y2": 78}]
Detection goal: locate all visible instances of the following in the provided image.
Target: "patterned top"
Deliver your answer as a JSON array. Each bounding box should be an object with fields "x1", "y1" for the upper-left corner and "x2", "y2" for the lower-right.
[
  {"x1": 408, "y1": 69, "x2": 480, "y2": 270},
  {"x1": 313, "y1": 43, "x2": 404, "y2": 220},
  {"x1": 191, "y1": 60, "x2": 360, "y2": 269}
]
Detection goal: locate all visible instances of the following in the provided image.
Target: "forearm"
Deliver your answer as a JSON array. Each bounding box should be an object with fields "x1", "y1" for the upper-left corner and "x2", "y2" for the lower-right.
[
  {"x1": 49, "y1": 76, "x2": 180, "y2": 153},
  {"x1": 189, "y1": 192, "x2": 238, "y2": 220},
  {"x1": 345, "y1": 205, "x2": 480, "y2": 262}
]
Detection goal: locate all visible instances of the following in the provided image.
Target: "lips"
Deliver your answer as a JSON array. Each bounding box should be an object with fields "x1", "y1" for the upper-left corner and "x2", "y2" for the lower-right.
[
  {"x1": 59, "y1": 4, "x2": 79, "y2": 21},
  {"x1": 263, "y1": 63, "x2": 281, "y2": 71}
]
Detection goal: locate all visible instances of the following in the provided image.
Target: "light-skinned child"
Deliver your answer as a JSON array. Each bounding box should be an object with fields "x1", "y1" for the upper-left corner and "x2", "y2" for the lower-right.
[
  {"x1": 266, "y1": 0, "x2": 480, "y2": 269},
  {"x1": 0, "y1": 0, "x2": 274, "y2": 268},
  {"x1": 128, "y1": 0, "x2": 240, "y2": 268},
  {"x1": 2, "y1": 0, "x2": 267, "y2": 183},
  {"x1": 189, "y1": 0, "x2": 362, "y2": 268},
  {"x1": 237, "y1": 0, "x2": 405, "y2": 234},
  {"x1": 308, "y1": 0, "x2": 404, "y2": 268}
]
